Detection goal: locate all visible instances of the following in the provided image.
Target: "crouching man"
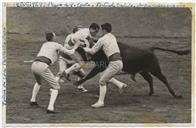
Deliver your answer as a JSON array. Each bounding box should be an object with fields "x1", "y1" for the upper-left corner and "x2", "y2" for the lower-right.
[
  {"x1": 30, "y1": 32, "x2": 78, "y2": 113},
  {"x1": 84, "y1": 23, "x2": 127, "y2": 108}
]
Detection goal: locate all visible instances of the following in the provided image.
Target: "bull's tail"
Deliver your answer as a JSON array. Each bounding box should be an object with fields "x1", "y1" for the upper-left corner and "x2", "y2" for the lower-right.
[{"x1": 150, "y1": 47, "x2": 190, "y2": 55}]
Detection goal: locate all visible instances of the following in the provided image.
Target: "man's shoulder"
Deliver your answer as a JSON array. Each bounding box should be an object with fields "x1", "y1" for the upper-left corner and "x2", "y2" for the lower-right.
[
  {"x1": 97, "y1": 36, "x2": 104, "y2": 41},
  {"x1": 107, "y1": 33, "x2": 116, "y2": 37},
  {"x1": 48, "y1": 41, "x2": 62, "y2": 46},
  {"x1": 66, "y1": 33, "x2": 74, "y2": 39},
  {"x1": 77, "y1": 28, "x2": 89, "y2": 33},
  {"x1": 66, "y1": 33, "x2": 74, "y2": 36},
  {"x1": 99, "y1": 34, "x2": 111, "y2": 40}
]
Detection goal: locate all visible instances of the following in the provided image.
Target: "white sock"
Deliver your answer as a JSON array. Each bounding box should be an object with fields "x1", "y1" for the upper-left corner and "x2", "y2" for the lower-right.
[
  {"x1": 97, "y1": 85, "x2": 107, "y2": 103},
  {"x1": 30, "y1": 83, "x2": 41, "y2": 102},
  {"x1": 109, "y1": 78, "x2": 124, "y2": 89},
  {"x1": 65, "y1": 63, "x2": 81, "y2": 74},
  {"x1": 47, "y1": 89, "x2": 58, "y2": 111}
]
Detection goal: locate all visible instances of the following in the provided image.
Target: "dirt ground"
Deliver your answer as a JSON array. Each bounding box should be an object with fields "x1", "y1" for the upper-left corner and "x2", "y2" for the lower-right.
[{"x1": 6, "y1": 33, "x2": 191, "y2": 124}]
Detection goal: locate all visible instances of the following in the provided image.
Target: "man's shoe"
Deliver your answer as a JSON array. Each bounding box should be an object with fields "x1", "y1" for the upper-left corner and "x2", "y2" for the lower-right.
[
  {"x1": 46, "y1": 109, "x2": 59, "y2": 114},
  {"x1": 91, "y1": 102, "x2": 104, "y2": 108},
  {"x1": 77, "y1": 85, "x2": 88, "y2": 93},
  {"x1": 119, "y1": 84, "x2": 128, "y2": 94},
  {"x1": 30, "y1": 101, "x2": 39, "y2": 106}
]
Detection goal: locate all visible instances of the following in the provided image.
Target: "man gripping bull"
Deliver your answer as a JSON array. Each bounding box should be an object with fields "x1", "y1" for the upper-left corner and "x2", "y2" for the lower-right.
[
  {"x1": 30, "y1": 32, "x2": 78, "y2": 113},
  {"x1": 83, "y1": 23, "x2": 127, "y2": 108}
]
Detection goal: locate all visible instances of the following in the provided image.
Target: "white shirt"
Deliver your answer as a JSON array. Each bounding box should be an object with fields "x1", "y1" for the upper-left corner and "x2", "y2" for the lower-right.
[
  {"x1": 71, "y1": 28, "x2": 90, "y2": 47},
  {"x1": 64, "y1": 33, "x2": 74, "y2": 50},
  {"x1": 37, "y1": 41, "x2": 74, "y2": 64},
  {"x1": 84, "y1": 33, "x2": 120, "y2": 58},
  {"x1": 72, "y1": 28, "x2": 90, "y2": 41}
]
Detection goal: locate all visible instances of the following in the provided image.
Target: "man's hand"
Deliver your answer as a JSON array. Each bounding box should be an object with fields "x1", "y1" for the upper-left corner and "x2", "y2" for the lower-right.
[
  {"x1": 80, "y1": 43, "x2": 87, "y2": 47},
  {"x1": 70, "y1": 49, "x2": 75, "y2": 55},
  {"x1": 83, "y1": 47, "x2": 90, "y2": 52}
]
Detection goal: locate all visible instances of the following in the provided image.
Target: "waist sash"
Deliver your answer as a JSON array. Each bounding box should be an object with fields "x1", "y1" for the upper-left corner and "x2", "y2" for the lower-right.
[
  {"x1": 34, "y1": 56, "x2": 52, "y2": 65},
  {"x1": 109, "y1": 53, "x2": 122, "y2": 62}
]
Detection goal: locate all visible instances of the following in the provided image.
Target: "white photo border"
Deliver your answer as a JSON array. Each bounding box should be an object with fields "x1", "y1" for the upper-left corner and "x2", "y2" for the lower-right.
[{"x1": 1, "y1": 1, "x2": 195, "y2": 128}]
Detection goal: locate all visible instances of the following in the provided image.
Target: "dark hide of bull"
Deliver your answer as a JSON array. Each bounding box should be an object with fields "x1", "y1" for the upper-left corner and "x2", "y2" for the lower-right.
[{"x1": 74, "y1": 42, "x2": 190, "y2": 98}]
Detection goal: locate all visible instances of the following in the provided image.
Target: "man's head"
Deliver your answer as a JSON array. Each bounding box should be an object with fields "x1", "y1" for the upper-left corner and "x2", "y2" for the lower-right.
[
  {"x1": 101, "y1": 23, "x2": 112, "y2": 35},
  {"x1": 72, "y1": 26, "x2": 79, "y2": 33},
  {"x1": 89, "y1": 23, "x2": 100, "y2": 37},
  {"x1": 45, "y1": 32, "x2": 56, "y2": 41}
]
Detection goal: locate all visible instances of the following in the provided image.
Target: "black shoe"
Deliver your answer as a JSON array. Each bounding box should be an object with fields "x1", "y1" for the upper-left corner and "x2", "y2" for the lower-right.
[
  {"x1": 46, "y1": 109, "x2": 59, "y2": 114},
  {"x1": 30, "y1": 101, "x2": 39, "y2": 106}
]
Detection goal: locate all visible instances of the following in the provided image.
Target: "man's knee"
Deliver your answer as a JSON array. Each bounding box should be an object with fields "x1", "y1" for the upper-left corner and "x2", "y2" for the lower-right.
[
  {"x1": 99, "y1": 79, "x2": 107, "y2": 86},
  {"x1": 51, "y1": 81, "x2": 61, "y2": 90},
  {"x1": 34, "y1": 74, "x2": 42, "y2": 85},
  {"x1": 52, "y1": 85, "x2": 60, "y2": 90}
]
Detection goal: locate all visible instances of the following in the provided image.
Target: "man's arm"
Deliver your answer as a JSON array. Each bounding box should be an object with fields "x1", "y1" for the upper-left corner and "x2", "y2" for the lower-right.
[
  {"x1": 64, "y1": 34, "x2": 72, "y2": 47},
  {"x1": 84, "y1": 39, "x2": 103, "y2": 55},
  {"x1": 82, "y1": 38, "x2": 90, "y2": 48},
  {"x1": 58, "y1": 44, "x2": 75, "y2": 55}
]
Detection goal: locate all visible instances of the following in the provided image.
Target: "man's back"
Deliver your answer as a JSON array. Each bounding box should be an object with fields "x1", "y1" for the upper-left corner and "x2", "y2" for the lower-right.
[
  {"x1": 98, "y1": 33, "x2": 120, "y2": 58},
  {"x1": 72, "y1": 28, "x2": 90, "y2": 41}
]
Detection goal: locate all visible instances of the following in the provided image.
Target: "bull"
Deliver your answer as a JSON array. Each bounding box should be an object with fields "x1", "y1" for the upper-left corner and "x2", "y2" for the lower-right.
[{"x1": 73, "y1": 42, "x2": 189, "y2": 98}]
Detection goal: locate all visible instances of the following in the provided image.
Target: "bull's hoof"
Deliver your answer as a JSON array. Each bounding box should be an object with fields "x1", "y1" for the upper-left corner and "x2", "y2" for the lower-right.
[{"x1": 174, "y1": 95, "x2": 183, "y2": 99}]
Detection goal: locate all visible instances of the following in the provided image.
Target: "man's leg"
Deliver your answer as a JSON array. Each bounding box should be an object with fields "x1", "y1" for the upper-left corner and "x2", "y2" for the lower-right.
[
  {"x1": 30, "y1": 82, "x2": 41, "y2": 105},
  {"x1": 92, "y1": 61, "x2": 123, "y2": 108},
  {"x1": 30, "y1": 63, "x2": 42, "y2": 106},
  {"x1": 56, "y1": 57, "x2": 67, "y2": 82},
  {"x1": 64, "y1": 63, "x2": 81, "y2": 74},
  {"x1": 109, "y1": 78, "x2": 127, "y2": 93},
  {"x1": 64, "y1": 51, "x2": 85, "y2": 76},
  {"x1": 59, "y1": 57, "x2": 67, "y2": 72},
  {"x1": 47, "y1": 88, "x2": 59, "y2": 113},
  {"x1": 76, "y1": 68, "x2": 88, "y2": 92},
  {"x1": 41, "y1": 68, "x2": 61, "y2": 113}
]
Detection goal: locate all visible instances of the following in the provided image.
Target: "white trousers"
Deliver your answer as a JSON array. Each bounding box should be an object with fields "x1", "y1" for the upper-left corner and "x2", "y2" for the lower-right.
[{"x1": 31, "y1": 61, "x2": 60, "y2": 90}]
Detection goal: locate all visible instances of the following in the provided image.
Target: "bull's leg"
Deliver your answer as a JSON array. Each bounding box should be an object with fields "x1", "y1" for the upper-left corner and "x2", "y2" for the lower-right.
[
  {"x1": 151, "y1": 71, "x2": 182, "y2": 98},
  {"x1": 73, "y1": 66, "x2": 102, "y2": 86},
  {"x1": 139, "y1": 72, "x2": 154, "y2": 96}
]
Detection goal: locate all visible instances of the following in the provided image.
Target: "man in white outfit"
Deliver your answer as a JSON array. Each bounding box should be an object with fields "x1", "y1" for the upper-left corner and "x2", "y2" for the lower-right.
[
  {"x1": 62, "y1": 23, "x2": 100, "y2": 78},
  {"x1": 58, "y1": 26, "x2": 80, "y2": 75},
  {"x1": 84, "y1": 23, "x2": 127, "y2": 108},
  {"x1": 30, "y1": 32, "x2": 78, "y2": 113},
  {"x1": 58, "y1": 26, "x2": 88, "y2": 92}
]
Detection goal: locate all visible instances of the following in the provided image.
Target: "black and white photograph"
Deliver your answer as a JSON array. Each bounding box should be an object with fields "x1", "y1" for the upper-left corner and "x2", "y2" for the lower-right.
[{"x1": 2, "y1": 1, "x2": 194, "y2": 127}]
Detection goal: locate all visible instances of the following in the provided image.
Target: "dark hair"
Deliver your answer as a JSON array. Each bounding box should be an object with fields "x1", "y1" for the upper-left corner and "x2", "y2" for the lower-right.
[
  {"x1": 72, "y1": 26, "x2": 79, "y2": 33},
  {"x1": 45, "y1": 32, "x2": 54, "y2": 41},
  {"x1": 101, "y1": 23, "x2": 112, "y2": 32},
  {"x1": 89, "y1": 23, "x2": 100, "y2": 30}
]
